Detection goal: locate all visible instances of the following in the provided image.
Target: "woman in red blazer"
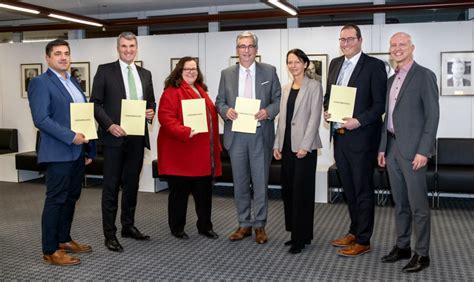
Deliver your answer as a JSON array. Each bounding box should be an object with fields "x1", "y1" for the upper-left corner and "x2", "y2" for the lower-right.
[{"x1": 158, "y1": 57, "x2": 221, "y2": 240}]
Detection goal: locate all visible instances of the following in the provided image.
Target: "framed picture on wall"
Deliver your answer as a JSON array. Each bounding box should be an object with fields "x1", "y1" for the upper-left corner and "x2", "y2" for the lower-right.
[
  {"x1": 306, "y1": 54, "x2": 328, "y2": 92},
  {"x1": 440, "y1": 51, "x2": 474, "y2": 96},
  {"x1": 135, "y1": 60, "x2": 143, "y2": 67},
  {"x1": 229, "y1": 55, "x2": 261, "y2": 66},
  {"x1": 170, "y1": 57, "x2": 199, "y2": 72},
  {"x1": 69, "y1": 62, "x2": 90, "y2": 97},
  {"x1": 21, "y1": 63, "x2": 42, "y2": 98},
  {"x1": 368, "y1": 52, "x2": 396, "y2": 78}
]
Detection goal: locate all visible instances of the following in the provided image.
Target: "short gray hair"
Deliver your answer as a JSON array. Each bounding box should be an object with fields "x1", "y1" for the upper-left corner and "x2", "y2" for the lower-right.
[
  {"x1": 236, "y1": 31, "x2": 258, "y2": 48},
  {"x1": 117, "y1": 31, "x2": 137, "y2": 47}
]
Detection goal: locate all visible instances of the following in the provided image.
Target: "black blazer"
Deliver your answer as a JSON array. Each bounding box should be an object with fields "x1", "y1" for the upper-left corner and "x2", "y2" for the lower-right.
[
  {"x1": 90, "y1": 60, "x2": 156, "y2": 149},
  {"x1": 323, "y1": 53, "x2": 387, "y2": 152}
]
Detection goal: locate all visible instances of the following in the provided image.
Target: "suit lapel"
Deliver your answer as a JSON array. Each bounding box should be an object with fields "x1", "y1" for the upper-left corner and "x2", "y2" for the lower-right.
[
  {"x1": 255, "y1": 63, "x2": 264, "y2": 100},
  {"x1": 330, "y1": 57, "x2": 345, "y2": 86},
  {"x1": 46, "y1": 69, "x2": 73, "y2": 103},
  {"x1": 293, "y1": 76, "x2": 309, "y2": 114},
  {"x1": 70, "y1": 75, "x2": 87, "y2": 101},
  {"x1": 114, "y1": 60, "x2": 127, "y2": 99},
  {"x1": 348, "y1": 53, "x2": 365, "y2": 86},
  {"x1": 231, "y1": 65, "x2": 239, "y2": 101},
  {"x1": 137, "y1": 66, "x2": 146, "y2": 100},
  {"x1": 395, "y1": 62, "x2": 417, "y2": 106}
]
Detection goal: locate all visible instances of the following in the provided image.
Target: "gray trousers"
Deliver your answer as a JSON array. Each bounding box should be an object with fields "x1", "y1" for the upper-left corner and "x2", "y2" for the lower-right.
[
  {"x1": 228, "y1": 128, "x2": 272, "y2": 228},
  {"x1": 386, "y1": 137, "x2": 431, "y2": 256}
]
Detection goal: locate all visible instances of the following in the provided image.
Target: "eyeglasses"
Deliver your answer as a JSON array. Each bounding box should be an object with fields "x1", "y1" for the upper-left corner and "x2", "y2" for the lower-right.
[
  {"x1": 237, "y1": 44, "x2": 256, "y2": 50},
  {"x1": 339, "y1": 37, "x2": 358, "y2": 44},
  {"x1": 183, "y1": 68, "x2": 198, "y2": 73}
]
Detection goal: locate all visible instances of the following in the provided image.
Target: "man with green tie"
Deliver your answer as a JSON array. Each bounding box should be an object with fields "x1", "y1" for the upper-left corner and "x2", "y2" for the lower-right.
[{"x1": 90, "y1": 32, "x2": 156, "y2": 252}]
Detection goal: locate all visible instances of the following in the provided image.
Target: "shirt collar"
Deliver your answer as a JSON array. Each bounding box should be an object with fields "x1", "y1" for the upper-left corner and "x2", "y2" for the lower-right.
[
  {"x1": 119, "y1": 59, "x2": 136, "y2": 71},
  {"x1": 239, "y1": 61, "x2": 256, "y2": 74},
  {"x1": 345, "y1": 51, "x2": 362, "y2": 66},
  {"x1": 49, "y1": 68, "x2": 70, "y2": 81},
  {"x1": 396, "y1": 60, "x2": 414, "y2": 74}
]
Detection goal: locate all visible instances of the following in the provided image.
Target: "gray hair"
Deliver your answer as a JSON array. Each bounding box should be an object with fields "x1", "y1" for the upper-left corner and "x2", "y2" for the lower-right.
[
  {"x1": 117, "y1": 31, "x2": 137, "y2": 47},
  {"x1": 236, "y1": 31, "x2": 258, "y2": 48}
]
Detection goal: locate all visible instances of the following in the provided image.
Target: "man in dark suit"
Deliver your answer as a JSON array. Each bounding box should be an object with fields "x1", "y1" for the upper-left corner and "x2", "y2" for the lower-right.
[
  {"x1": 28, "y1": 39, "x2": 95, "y2": 266},
  {"x1": 323, "y1": 24, "x2": 387, "y2": 256},
  {"x1": 378, "y1": 32, "x2": 439, "y2": 273},
  {"x1": 90, "y1": 32, "x2": 156, "y2": 252},
  {"x1": 215, "y1": 31, "x2": 281, "y2": 244}
]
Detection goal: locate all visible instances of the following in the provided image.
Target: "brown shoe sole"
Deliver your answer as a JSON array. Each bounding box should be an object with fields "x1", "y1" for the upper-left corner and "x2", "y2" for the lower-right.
[
  {"x1": 336, "y1": 248, "x2": 372, "y2": 257},
  {"x1": 43, "y1": 257, "x2": 81, "y2": 266},
  {"x1": 59, "y1": 247, "x2": 92, "y2": 254}
]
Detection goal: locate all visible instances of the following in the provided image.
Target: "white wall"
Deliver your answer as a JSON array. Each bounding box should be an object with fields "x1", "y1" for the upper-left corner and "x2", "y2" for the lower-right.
[{"x1": 1, "y1": 21, "x2": 473, "y2": 168}]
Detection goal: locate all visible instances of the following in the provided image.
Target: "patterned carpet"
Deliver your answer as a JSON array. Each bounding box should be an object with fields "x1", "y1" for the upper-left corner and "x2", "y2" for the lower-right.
[{"x1": 0, "y1": 179, "x2": 473, "y2": 281}]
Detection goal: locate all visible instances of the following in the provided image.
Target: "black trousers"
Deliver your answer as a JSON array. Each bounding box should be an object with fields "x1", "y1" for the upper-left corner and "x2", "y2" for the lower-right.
[
  {"x1": 167, "y1": 176, "x2": 213, "y2": 233},
  {"x1": 334, "y1": 134, "x2": 376, "y2": 245},
  {"x1": 42, "y1": 157, "x2": 84, "y2": 254},
  {"x1": 281, "y1": 149, "x2": 317, "y2": 243},
  {"x1": 102, "y1": 136, "x2": 145, "y2": 239}
]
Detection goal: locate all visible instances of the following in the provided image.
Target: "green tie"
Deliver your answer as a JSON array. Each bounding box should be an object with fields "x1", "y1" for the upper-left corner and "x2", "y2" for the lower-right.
[{"x1": 128, "y1": 65, "x2": 138, "y2": 100}]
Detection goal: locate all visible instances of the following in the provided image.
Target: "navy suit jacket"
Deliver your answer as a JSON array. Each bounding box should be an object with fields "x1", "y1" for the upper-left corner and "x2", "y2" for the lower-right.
[
  {"x1": 28, "y1": 69, "x2": 96, "y2": 163},
  {"x1": 323, "y1": 53, "x2": 387, "y2": 152},
  {"x1": 90, "y1": 60, "x2": 156, "y2": 149}
]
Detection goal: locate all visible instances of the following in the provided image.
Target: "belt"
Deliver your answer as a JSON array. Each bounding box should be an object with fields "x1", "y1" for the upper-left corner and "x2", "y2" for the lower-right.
[
  {"x1": 335, "y1": 128, "x2": 345, "y2": 135},
  {"x1": 387, "y1": 131, "x2": 396, "y2": 139}
]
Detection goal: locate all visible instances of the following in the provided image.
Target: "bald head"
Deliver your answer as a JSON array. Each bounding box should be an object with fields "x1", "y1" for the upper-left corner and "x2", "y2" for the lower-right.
[{"x1": 389, "y1": 32, "x2": 415, "y2": 68}]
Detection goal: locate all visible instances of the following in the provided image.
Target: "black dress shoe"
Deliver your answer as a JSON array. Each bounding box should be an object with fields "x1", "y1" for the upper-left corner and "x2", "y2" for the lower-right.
[
  {"x1": 171, "y1": 231, "x2": 189, "y2": 239},
  {"x1": 198, "y1": 230, "x2": 219, "y2": 239},
  {"x1": 104, "y1": 238, "x2": 124, "y2": 252},
  {"x1": 121, "y1": 226, "x2": 150, "y2": 241},
  {"x1": 289, "y1": 242, "x2": 305, "y2": 254},
  {"x1": 284, "y1": 239, "x2": 311, "y2": 246},
  {"x1": 381, "y1": 245, "x2": 412, "y2": 263},
  {"x1": 402, "y1": 253, "x2": 430, "y2": 273}
]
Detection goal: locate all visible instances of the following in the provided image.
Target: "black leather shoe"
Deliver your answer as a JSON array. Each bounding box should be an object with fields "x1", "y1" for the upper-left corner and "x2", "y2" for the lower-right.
[
  {"x1": 198, "y1": 230, "x2": 219, "y2": 239},
  {"x1": 284, "y1": 239, "x2": 311, "y2": 246},
  {"x1": 289, "y1": 242, "x2": 305, "y2": 254},
  {"x1": 121, "y1": 226, "x2": 150, "y2": 241},
  {"x1": 381, "y1": 245, "x2": 412, "y2": 263},
  {"x1": 104, "y1": 238, "x2": 124, "y2": 252},
  {"x1": 171, "y1": 231, "x2": 189, "y2": 239},
  {"x1": 402, "y1": 253, "x2": 430, "y2": 273}
]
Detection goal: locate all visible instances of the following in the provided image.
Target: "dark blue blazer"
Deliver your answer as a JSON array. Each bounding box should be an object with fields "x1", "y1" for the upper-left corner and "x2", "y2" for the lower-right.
[{"x1": 28, "y1": 69, "x2": 96, "y2": 163}]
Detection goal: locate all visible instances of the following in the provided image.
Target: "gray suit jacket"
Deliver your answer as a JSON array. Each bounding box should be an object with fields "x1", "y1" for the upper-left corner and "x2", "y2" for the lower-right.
[
  {"x1": 274, "y1": 76, "x2": 323, "y2": 152},
  {"x1": 215, "y1": 62, "x2": 281, "y2": 150},
  {"x1": 379, "y1": 61, "x2": 439, "y2": 159}
]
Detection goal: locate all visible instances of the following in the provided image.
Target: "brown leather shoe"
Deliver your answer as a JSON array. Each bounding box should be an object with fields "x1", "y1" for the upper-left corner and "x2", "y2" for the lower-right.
[
  {"x1": 229, "y1": 227, "x2": 252, "y2": 241},
  {"x1": 336, "y1": 243, "x2": 371, "y2": 257},
  {"x1": 59, "y1": 240, "x2": 93, "y2": 253},
  {"x1": 43, "y1": 249, "x2": 81, "y2": 266},
  {"x1": 254, "y1": 227, "x2": 268, "y2": 244},
  {"x1": 331, "y1": 233, "x2": 355, "y2": 247}
]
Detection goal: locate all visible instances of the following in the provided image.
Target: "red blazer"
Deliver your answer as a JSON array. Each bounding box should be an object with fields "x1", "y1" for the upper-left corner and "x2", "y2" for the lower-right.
[{"x1": 158, "y1": 82, "x2": 222, "y2": 177}]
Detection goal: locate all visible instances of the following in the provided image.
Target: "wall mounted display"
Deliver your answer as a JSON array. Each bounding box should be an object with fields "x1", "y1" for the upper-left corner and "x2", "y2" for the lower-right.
[
  {"x1": 306, "y1": 54, "x2": 328, "y2": 92},
  {"x1": 170, "y1": 57, "x2": 199, "y2": 72},
  {"x1": 230, "y1": 55, "x2": 261, "y2": 66},
  {"x1": 368, "y1": 52, "x2": 396, "y2": 78},
  {"x1": 441, "y1": 51, "x2": 473, "y2": 96},
  {"x1": 21, "y1": 63, "x2": 42, "y2": 98},
  {"x1": 69, "y1": 62, "x2": 90, "y2": 97},
  {"x1": 135, "y1": 60, "x2": 143, "y2": 67}
]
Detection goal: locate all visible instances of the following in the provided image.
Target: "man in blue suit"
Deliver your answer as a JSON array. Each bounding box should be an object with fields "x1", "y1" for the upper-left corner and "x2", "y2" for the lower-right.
[{"x1": 28, "y1": 39, "x2": 96, "y2": 266}]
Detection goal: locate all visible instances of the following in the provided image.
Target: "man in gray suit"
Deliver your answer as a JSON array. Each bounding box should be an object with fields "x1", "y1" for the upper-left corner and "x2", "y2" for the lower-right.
[
  {"x1": 215, "y1": 31, "x2": 281, "y2": 244},
  {"x1": 378, "y1": 32, "x2": 439, "y2": 273}
]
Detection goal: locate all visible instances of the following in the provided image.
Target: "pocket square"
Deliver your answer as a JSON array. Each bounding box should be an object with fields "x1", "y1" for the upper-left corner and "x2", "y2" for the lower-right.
[{"x1": 261, "y1": 81, "x2": 269, "y2": 85}]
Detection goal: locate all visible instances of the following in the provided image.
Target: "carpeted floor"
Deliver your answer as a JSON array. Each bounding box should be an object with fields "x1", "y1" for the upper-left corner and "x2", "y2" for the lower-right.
[{"x1": 0, "y1": 179, "x2": 473, "y2": 281}]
